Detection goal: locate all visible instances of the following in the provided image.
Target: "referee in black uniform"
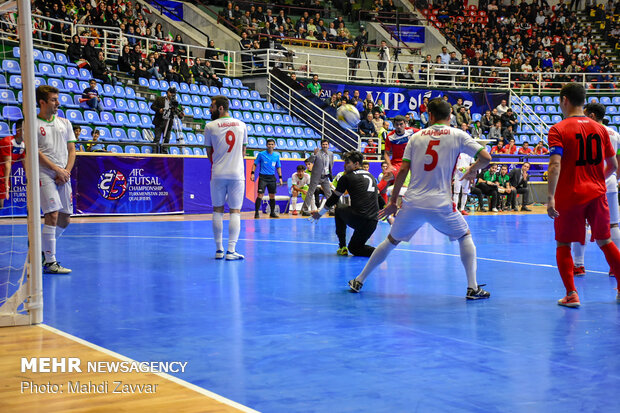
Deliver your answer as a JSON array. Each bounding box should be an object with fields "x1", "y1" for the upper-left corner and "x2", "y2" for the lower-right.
[{"x1": 311, "y1": 151, "x2": 379, "y2": 257}]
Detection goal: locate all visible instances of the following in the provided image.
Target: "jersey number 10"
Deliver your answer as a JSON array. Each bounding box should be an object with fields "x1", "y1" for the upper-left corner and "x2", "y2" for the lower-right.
[{"x1": 575, "y1": 133, "x2": 602, "y2": 166}]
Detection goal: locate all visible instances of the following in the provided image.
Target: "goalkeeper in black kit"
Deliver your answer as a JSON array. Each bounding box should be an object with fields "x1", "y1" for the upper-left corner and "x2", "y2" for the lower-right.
[{"x1": 310, "y1": 151, "x2": 379, "y2": 257}]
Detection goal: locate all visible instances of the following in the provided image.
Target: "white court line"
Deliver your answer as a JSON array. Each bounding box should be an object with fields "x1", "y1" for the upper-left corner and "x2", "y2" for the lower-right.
[
  {"x1": 39, "y1": 324, "x2": 260, "y2": 413},
  {"x1": 63, "y1": 234, "x2": 610, "y2": 274}
]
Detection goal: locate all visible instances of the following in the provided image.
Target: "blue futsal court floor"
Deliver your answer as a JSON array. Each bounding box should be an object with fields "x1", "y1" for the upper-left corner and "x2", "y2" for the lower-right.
[{"x1": 34, "y1": 214, "x2": 620, "y2": 411}]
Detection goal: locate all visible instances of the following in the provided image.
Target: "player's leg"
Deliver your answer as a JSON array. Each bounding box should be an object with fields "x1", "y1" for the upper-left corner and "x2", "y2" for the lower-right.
[
  {"x1": 452, "y1": 178, "x2": 462, "y2": 209},
  {"x1": 428, "y1": 208, "x2": 489, "y2": 298},
  {"x1": 267, "y1": 178, "x2": 278, "y2": 218},
  {"x1": 460, "y1": 180, "x2": 471, "y2": 212},
  {"x1": 334, "y1": 206, "x2": 350, "y2": 255},
  {"x1": 210, "y1": 179, "x2": 226, "y2": 259},
  {"x1": 254, "y1": 175, "x2": 265, "y2": 219},
  {"x1": 586, "y1": 195, "x2": 620, "y2": 297},
  {"x1": 554, "y1": 205, "x2": 585, "y2": 307},
  {"x1": 320, "y1": 178, "x2": 333, "y2": 214},
  {"x1": 347, "y1": 217, "x2": 378, "y2": 257},
  {"x1": 607, "y1": 191, "x2": 620, "y2": 276},
  {"x1": 40, "y1": 181, "x2": 72, "y2": 274},
  {"x1": 291, "y1": 189, "x2": 299, "y2": 215},
  {"x1": 302, "y1": 181, "x2": 318, "y2": 214},
  {"x1": 225, "y1": 180, "x2": 245, "y2": 260},
  {"x1": 350, "y1": 207, "x2": 422, "y2": 292},
  {"x1": 518, "y1": 187, "x2": 531, "y2": 211},
  {"x1": 571, "y1": 228, "x2": 588, "y2": 276}
]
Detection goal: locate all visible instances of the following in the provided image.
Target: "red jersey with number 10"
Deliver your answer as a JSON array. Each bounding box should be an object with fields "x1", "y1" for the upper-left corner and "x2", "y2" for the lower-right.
[{"x1": 547, "y1": 116, "x2": 614, "y2": 208}]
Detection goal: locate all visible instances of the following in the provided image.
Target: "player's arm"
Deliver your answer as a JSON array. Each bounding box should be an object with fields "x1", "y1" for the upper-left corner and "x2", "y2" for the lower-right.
[
  {"x1": 379, "y1": 160, "x2": 410, "y2": 219},
  {"x1": 205, "y1": 146, "x2": 213, "y2": 163},
  {"x1": 38, "y1": 150, "x2": 70, "y2": 183},
  {"x1": 65, "y1": 141, "x2": 76, "y2": 174},
  {"x1": 251, "y1": 153, "x2": 260, "y2": 181},
  {"x1": 383, "y1": 148, "x2": 393, "y2": 170},
  {"x1": 462, "y1": 148, "x2": 491, "y2": 181},
  {"x1": 311, "y1": 177, "x2": 346, "y2": 221},
  {"x1": 546, "y1": 154, "x2": 561, "y2": 218},
  {"x1": 605, "y1": 153, "x2": 618, "y2": 180}
]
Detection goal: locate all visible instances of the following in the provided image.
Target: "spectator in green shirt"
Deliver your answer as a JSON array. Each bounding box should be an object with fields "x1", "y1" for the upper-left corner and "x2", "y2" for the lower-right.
[
  {"x1": 496, "y1": 165, "x2": 513, "y2": 211},
  {"x1": 307, "y1": 74, "x2": 322, "y2": 97},
  {"x1": 476, "y1": 164, "x2": 500, "y2": 212}
]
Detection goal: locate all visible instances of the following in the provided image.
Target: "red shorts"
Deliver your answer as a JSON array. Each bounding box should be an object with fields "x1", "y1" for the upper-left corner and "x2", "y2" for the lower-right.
[
  {"x1": 555, "y1": 194, "x2": 610, "y2": 244},
  {"x1": 0, "y1": 178, "x2": 6, "y2": 198}
]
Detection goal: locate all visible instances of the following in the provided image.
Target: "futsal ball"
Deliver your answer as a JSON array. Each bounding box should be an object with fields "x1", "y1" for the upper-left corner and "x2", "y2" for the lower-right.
[{"x1": 337, "y1": 104, "x2": 360, "y2": 129}]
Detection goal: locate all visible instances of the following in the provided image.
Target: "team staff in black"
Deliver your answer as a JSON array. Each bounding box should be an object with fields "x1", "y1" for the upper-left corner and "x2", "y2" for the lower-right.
[{"x1": 310, "y1": 151, "x2": 379, "y2": 257}]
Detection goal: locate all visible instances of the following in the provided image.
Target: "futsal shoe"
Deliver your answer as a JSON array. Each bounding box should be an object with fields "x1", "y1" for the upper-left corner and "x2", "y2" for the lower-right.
[
  {"x1": 574, "y1": 265, "x2": 586, "y2": 277},
  {"x1": 291, "y1": 210, "x2": 298, "y2": 216},
  {"x1": 43, "y1": 262, "x2": 72, "y2": 274},
  {"x1": 225, "y1": 251, "x2": 245, "y2": 261},
  {"x1": 466, "y1": 284, "x2": 490, "y2": 299},
  {"x1": 270, "y1": 212, "x2": 279, "y2": 218},
  {"x1": 301, "y1": 211, "x2": 311, "y2": 217},
  {"x1": 215, "y1": 250, "x2": 225, "y2": 260},
  {"x1": 460, "y1": 210, "x2": 469, "y2": 216},
  {"x1": 558, "y1": 291, "x2": 580, "y2": 308},
  {"x1": 348, "y1": 279, "x2": 363, "y2": 293},
  {"x1": 254, "y1": 212, "x2": 260, "y2": 219},
  {"x1": 521, "y1": 206, "x2": 532, "y2": 212},
  {"x1": 337, "y1": 246, "x2": 349, "y2": 256}
]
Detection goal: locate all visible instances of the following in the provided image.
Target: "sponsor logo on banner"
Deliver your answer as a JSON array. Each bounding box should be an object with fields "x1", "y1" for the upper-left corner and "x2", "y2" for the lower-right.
[{"x1": 98, "y1": 170, "x2": 127, "y2": 200}]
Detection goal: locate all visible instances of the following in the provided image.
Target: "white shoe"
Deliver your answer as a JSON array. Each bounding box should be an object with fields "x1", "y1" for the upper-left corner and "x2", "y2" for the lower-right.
[
  {"x1": 43, "y1": 261, "x2": 72, "y2": 274},
  {"x1": 225, "y1": 251, "x2": 245, "y2": 261},
  {"x1": 215, "y1": 250, "x2": 224, "y2": 260},
  {"x1": 492, "y1": 208, "x2": 498, "y2": 212}
]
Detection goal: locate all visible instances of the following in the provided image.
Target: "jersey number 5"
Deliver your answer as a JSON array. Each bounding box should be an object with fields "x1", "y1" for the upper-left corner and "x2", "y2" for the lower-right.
[
  {"x1": 424, "y1": 140, "x2": 440, "y2": 171},
  {"x1": 225, "y1": 131, "x2": 236, "y2": 153},
  {"x1": 575, "y1": 133, "x2": 602, "y2": 166}
]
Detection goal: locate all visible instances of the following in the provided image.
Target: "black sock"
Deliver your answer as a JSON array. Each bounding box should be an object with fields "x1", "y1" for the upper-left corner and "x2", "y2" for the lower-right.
[
  {"x1": 269, "y1": 199, "x2": 276, "y2": 213},
  {"x1": 255, "y1": 198, "x2": 261, "y2": 212}
]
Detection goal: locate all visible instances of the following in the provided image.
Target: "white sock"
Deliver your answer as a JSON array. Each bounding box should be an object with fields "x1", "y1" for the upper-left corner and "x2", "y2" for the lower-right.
[
  {"x1": 356, "y1": 238, "x2": 397, "y2": 283},
  {"x1": 228, "y1": 213, "x2": 241, "y2": 253},
  {"x1": 572, "y1": 230, "x2": 588, "y2": 266},
  {"x1": 42, "y1": 225, "x2": 56, "y2": 264},
  {"x1": 459, "y1": 192, "x2": 468, "y2": 211},
  {"x1": 291, "y1": 196, "x2": 297, "y2": 211},
  {"x1": 452, "y1": 192, "x2": 459, "y2": 208},
  {"x1": 611, "y1": 226, "x2": 620, "y2": 250},
  {"x1": 459, "y1": 233, "x2": 478, "y2": 289},
  {"x1": 212, "y1": 212, "x2": 224, "y2": 251},
  {"x1": 55, "y1": 225, "x2": 66, "y2": 239}
]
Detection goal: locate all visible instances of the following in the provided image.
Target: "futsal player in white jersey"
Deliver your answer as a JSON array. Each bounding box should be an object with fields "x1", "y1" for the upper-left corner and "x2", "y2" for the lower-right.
[
  {"x1": 348, "y1": 98, "x2": 493, "y2": 299},
  {"x1": 571, "y1": 102, "x2": 620, "y2": 276},
  {"x1": 36, "y1": 85, "x2": 76, "y2": 274},
  {"x1": 205, "y1": 95, "x2": 248, "y2": 260},
  {"x1": 453, "y1": 153, "x2": 474, "y2": 215}
]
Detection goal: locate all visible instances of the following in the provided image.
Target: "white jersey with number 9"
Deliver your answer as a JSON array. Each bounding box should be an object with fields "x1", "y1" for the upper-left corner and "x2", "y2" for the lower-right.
[{"x1": 204, "y1": 117, "x2": 248, "y2": 180}]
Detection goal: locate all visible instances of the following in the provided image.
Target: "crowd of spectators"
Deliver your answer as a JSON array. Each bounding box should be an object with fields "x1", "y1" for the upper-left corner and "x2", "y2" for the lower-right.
[{"x1": 423, "y1": 0, "x2": 620, "y2": 89}]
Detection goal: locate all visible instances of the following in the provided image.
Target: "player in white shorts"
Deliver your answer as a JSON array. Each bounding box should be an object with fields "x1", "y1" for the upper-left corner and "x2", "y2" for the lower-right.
[
  {"x1": 453, "y1": 153, "x2": 474, "y2": 215},
  {"x1": 36, "y1": 85, "x2": 76, "y2": 274},
  {"x1": 205, "y1": 95, "x2": 248, "y2": 261},
  {"x1": 572, "y1": 102, "x2": 620, "y2": 277},
  {"x1": 348, "y1": 98, "x2": 493, "y2": 299}
]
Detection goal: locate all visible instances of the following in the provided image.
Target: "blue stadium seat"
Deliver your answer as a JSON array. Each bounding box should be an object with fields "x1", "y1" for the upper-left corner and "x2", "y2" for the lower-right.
[
  {"x1": 193, "y1": 147, "x2": 204, "y2": 156},
  {"x1": 114, "y1": 113, "x2": 130, "y2": 127},
  {"x1": 1, "y1": 90, "x2": 19, "y2": 104},
  {"x1": 231, "y1": 99, "x2": 242, "y2": 110},
  {"x1": 196, "y1": 133, "x2": 205, "y2": 144},
  {"x1": 116, "y1": 99, "x2": 129, "y2": 112},
  {"x1": 306, "y1": 140, "x2": 317, "y2": 150},
  {"x1": 284, "y1": 127, "x2": 294, "y2": 138},
  {"x1": 202, "y1": 96, "x2": 212, "y2": 107},
  {"x1": 64, "y1": 79, "x2": 80, "y2": 93},
  {"x1": 248, "y1": 137, "x2": 258, "y2": 147},
  {"x1": 250, "y1": 90, "x2": 263, "y2": 101},
  {"x1": 65, "y1": 66, "x2": 79, "y2": 80},
  {"x1": 551, "y1": 115, "x2": 562, "y2": 123},
  {"x1": 140, "y1": 115, "x2": 153, "y2": 128},
  {"x1": 179, "y1": 82, "x2": 190, "y2": 94},
  {"x1": 127, "y1": 129, "x2": 142, "y2": 141},
  {"x1": 296, "y1": 139, "x2": 307, "y2": 150},
  {"x1": 264, "y1": 102, "x2": 274, "y2": 112},
  {"x1": 232, "y1": 78, "x2": 246, "y2": 89},
  {"x1": 169, "y1": 146, "x2": 181, "y2": 155},
  {"x1": 222, "y1": 78, "x2": 233, "y2": 88},
  {"x1": 257, "y1": 137, "x2": 266, "y2": 147},
  {"x1": 125, "y1": 145, "x2": 140, "y2": 154},
  {"x1": 472, "y1": 113, "x2": 481, "y2": 122},
  {"x1": 253, "y1": 101, "x2": 264, "y2": 111},
  {"x1": 183, "y1": 106, "x2": 192, "y2": 118},
  {"x1": 199, "y1": 85, "x2": 210, "y2": 95},
  {"x1": 102, "y1": 97, "x2": 116, "y2": 110},
  {"x1": 126, "y1": 100, "x2": 139, "y2": 113},
  {"x1": 100, "y1": 111, "x2": 118, "y2": 126},
  {"x1": 240, "y1": 89, "x2": 251, "y2": 99},
  {"x1": 264, "y1": 125, "x2": 275, "y2": 136},
  {"x1": 97, "y1": 128, "x2": 112, "y2": 141},
  {"x1": 125, "y1": 86, "x2": 143, "y2": 100},
  {"x1": 84, "y1": 110, "x2": 107, "y2": 126},
  {"x1": 186, "y1": 133, "x2": 197, "y2": 144},
  {"x1": 607, "y1": 106, "x2": 618, "y2": 114},
  {"x1": 263, "y1": 113, "x2": 273, "y2": 123},
  {"x1": 2, "y1": 60, "x2": 20, "y2": 74},
  {"x1": 32, "y1": 49, "x2": 43, "y2": 61},
  {"x1": 191, "y1": 95, "x2": 202, "y2": 107},
  {"x1": 127, "y1": 113, "x2": 141, "y2": 127},
  {"x1": 54, "y1": 65, "x2": 68, "y2": 78},
  {"x1": 0, "y1": 122, "x2": 10, "y2": 137},
  {"x1": 59, "y1": 93, "x2": 78, "y2": 108},
  {"x1": 534, "y1": 105, "x2": 545, "y2": 114},
  {"x1": 613, "y1": 97, "x2": 620, "y2": 105},
  {"x1": 141, "y1": 146, "x2": 154, "y2": 154},
  {"x1": 254, "y1": 125, "x2": 265, "y2": 136},
  {"x1": 189, "y1": 84, "x2": 200, "y2": 94},
  {"x1": 182, "y1": 147, "x2": 192, "y2": 155},
  {"x1": 46, "y1": 77, "x2": 65, "y2": 92},
  {"x1": 253, "y1": 112, "x2": 264, "y2": 123},
  {"x1": 107, "y1": 144, "x2": 123, "y2": 153},
  {"x1": 241, "y1": 100, "x2": 253, "y2": 111},
  {"x1": 79, "y1": 126, "x2": 92, "y2": 140},
  {"x1": 138, "y1": 77, "x2": 149, "y2": 88},
  {"x1": 294, "y1": 127, "x2": 304, "y2": 138},
  {"x1": 112, "y1": 128, "x2": 130, "y2": 141},
  {"x1": 38, "y1": 63, "x2": 56, "y2": 77},
  {"x1": 600, "y1": 97, "x2": 612, "y2": 105},
  {"x1": 540, "y1": 115, "x2": 551, "y2": 123},
  {"x1": 542, "y1": 96, "x2": 553, "y2": 104},
  {"x1": 612, "y1": 116, "x2": 620, "y2": 125},
  {"x1": 193, "y1": 107, "x2": 204, "y2": 119},
  {"x1": 138, "y1": 101, "x2": 152, "y2": 114},
  {"x1": 546, "y1": 105, "x2": 558, "y2": 114},
  {"x1": 55, "y1": 52, "x2": 71, "y2": 66},
  {"x1": 78, "y1": 68, "x2": 91, "y2": 81},
  {"x1": 230, "y1": 88, "x2": 240, "y2": 99},
  {"x1": 276, "y1": 137, "x2": 286, "y2": 147},
  {"x1": 291, "y1": 152, "x2": 301, "y2": 159},
  {"x1": 232, "y1": 110, "x2": 242, "y2": 120},
  {"x1": 243, "y1": 112, "x2": 253, "y2": 123},
  {"x1": 210, "y1": 86, "x2": 220, "y2": 95},
  {"x1": 287, "y1": 138, "x2": 297, "y2": 149},
  {"x1": 101, "y1": 84, "x2": 114, "y2": 96},
  {"x1": 519, "y1": 96, "x2": 530, "y2": 104},
  {"x1": 273, "y1": 113, "x2": 283, "y2": 124},
  {"x1": 149, "y1": 79, "x2": 160, "y2": 90},
  {"x1": 0, "y1": 74, "x2": 7, "y2": 88},
  {"x1": 179, "y1": 94, "x2": 191, "y2": 106},
  {"x1": 304, "y1": 127, "x2": 315, "y2": 138},
  {"x1": 1, "y1": 106, "x2": 22, "y2": 121},
  {"x1": 588, "y1": 97, "x2": 598, "y2": 103},
  {"x1": 159, "y1": 80, "x2": 170, "y2": 90},
  {"x1": 531, "y1": 96, "x2": 542, "y2": 104},
  {"x1": 221, "y1": 88, "x2": 231, "y2": 97},
  {"x1": 283, "y1": 115, "x2": 293, "y2": 125},
  {"x1": 247, "y1": 124, "x2": 255, "y2": 135},
  {"x1": 9, "y1": 75, "x2": 21, "y2": 89}
]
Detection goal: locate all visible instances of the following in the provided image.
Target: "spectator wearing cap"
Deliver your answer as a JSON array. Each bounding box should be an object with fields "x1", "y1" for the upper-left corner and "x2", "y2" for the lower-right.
[{"x1": 151, "y1": 87, "x2": 185, "y2": 153}]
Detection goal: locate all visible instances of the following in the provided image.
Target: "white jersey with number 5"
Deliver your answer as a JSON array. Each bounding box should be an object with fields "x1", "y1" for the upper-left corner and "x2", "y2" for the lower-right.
[
  {"x1": 402, "y1": 124, "x2": 483, "y2": 209},
  {"x1": 605, "y1": 125, "x2": 620, "y2": 193},
  {"x1": 204, "y1": 117, "x2": 248, "y2": 180}
]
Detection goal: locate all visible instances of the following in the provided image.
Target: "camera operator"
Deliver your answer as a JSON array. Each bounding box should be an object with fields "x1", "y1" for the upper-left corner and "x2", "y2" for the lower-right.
[
  {"x1": 377, "y1": 40, "x2": 390, "y2": 82},
  {"x1": 346, "y1": 40, "x2": 362, "y2": 80},
  {"x1": 151, "y1": 87, "x2": 184, "y2": 154}
]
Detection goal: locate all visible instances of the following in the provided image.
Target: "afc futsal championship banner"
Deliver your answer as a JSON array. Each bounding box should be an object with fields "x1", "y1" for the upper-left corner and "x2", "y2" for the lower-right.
[
  {"x1": 76, "y1": 156, "x2": 184, "y2": 214},
  {"x1": 0, "y1": 163, "x2": 28, "y2": 217},
  {"x1": 320, "y1": 83, "x2": 507, "y2": 119}
]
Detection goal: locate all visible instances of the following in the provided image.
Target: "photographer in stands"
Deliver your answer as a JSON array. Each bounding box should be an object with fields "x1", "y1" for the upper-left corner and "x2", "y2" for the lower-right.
[
  {"x1": 151, "y1": 87, "x2": 184, "y2": 154},
  {"x1": 377, "y1": 40, "x2": 390, "y2": 83}
]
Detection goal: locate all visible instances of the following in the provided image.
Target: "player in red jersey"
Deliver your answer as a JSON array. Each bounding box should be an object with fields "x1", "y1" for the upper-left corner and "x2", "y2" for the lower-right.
[
  {"x1": 377, "y1": 115, "x2": 419, "y2": 202},
  {"x1": 547, "y1": 83, "x2": 620, "y2": 307},
  {"x1": 0, "y1": 118, "x2": 26, "y2": 208}
]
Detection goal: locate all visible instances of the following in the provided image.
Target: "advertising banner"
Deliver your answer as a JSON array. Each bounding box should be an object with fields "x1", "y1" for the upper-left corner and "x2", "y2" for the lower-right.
[
  {"x1": 319, "y1": 83, "x2": 508, "y2": 119},
  {"x1": 383, "y1": 25, "x2": 425, "y2": 44},
  {"x1": 0, "y1": 163, "x2": 27, "y2": 217},
  {"x1": 76, "y1": 156, "x2": 183, "y2": 214}
]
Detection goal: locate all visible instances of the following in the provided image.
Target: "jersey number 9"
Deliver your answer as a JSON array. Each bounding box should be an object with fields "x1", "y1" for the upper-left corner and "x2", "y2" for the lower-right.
[{"x1": 225, "y1": 131, "x2": 236, "y2": 153}]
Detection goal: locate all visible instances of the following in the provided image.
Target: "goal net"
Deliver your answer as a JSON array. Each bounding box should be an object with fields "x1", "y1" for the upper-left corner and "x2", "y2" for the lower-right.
[{"x1": 0, "y1": 1, "x2": 43, "y2": 327}]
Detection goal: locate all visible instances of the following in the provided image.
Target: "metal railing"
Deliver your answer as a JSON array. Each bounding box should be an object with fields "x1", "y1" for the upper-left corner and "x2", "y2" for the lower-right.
[
  {"x1": 268, "y1": 69, "x2": 361, "y2": 153},
  {"x1": 509, "y1": 92, "x2": 549, "y2": 144}
]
